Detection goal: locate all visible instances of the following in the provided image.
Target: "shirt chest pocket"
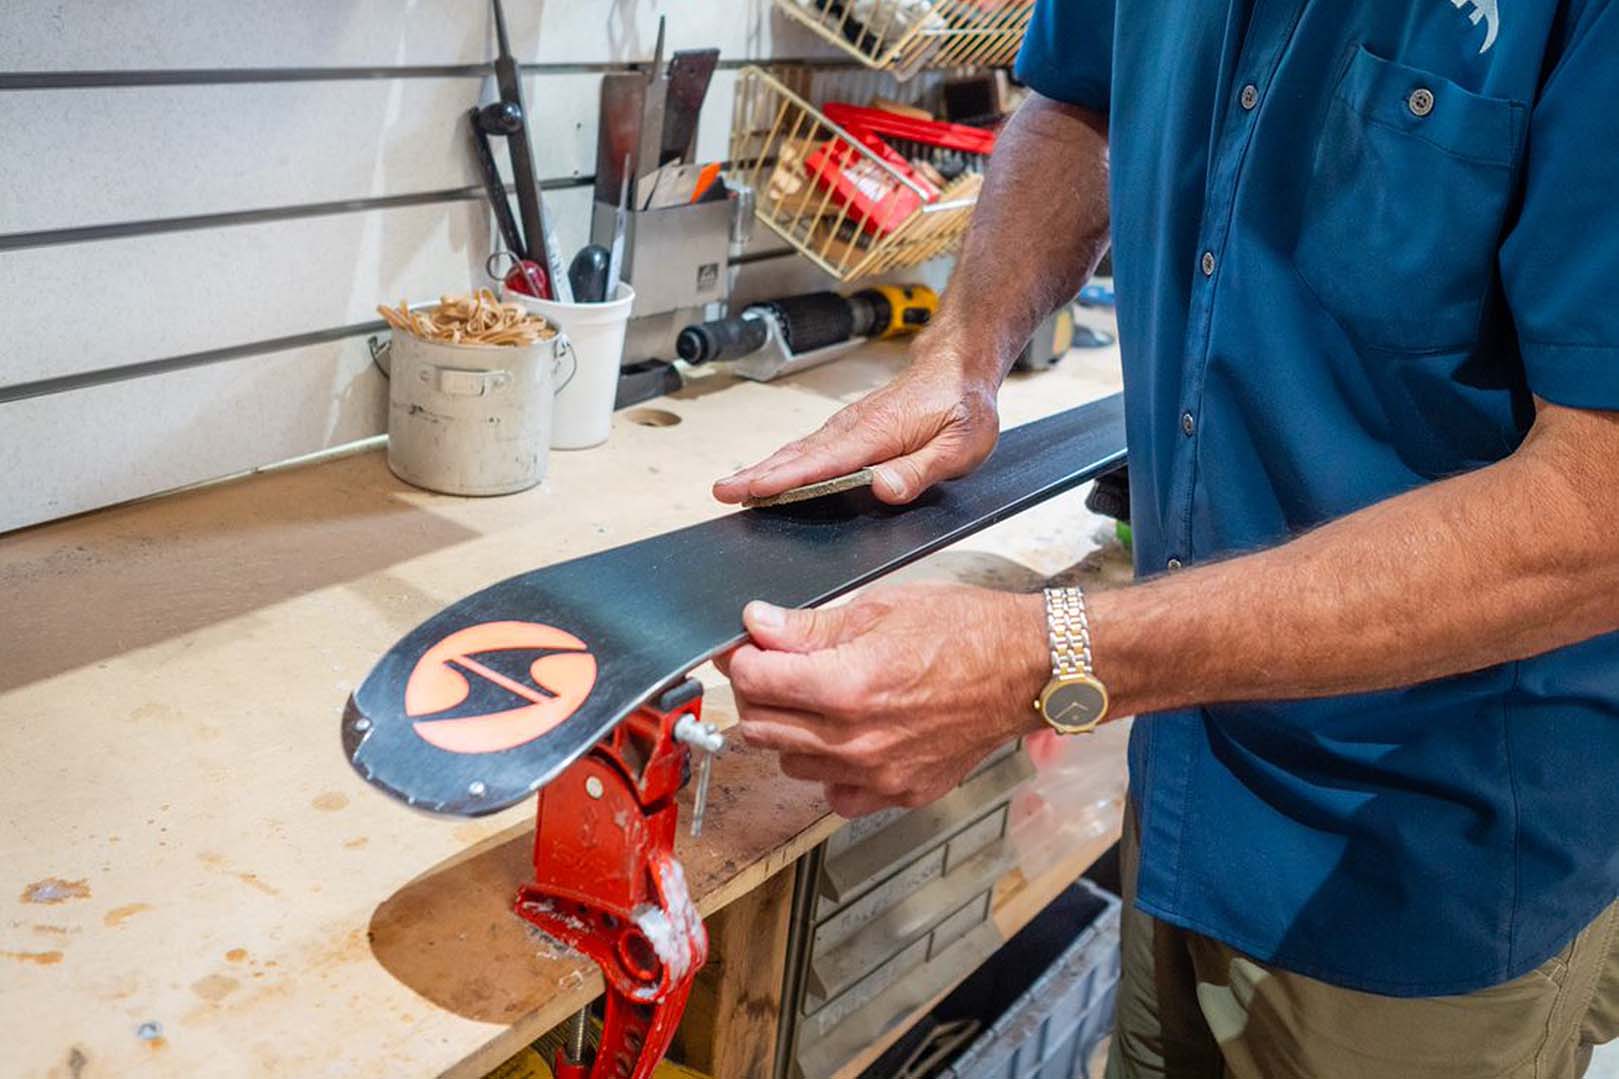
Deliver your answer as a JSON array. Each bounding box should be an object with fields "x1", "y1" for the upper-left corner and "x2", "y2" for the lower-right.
[{"x1": 1292, "y1": 47, "x2": 1526, "y2": 354}]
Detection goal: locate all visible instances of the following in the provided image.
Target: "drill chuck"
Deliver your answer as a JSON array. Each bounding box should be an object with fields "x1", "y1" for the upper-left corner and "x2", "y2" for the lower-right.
[{"x1": 676, "y1": 313, "x2": 772, "y2": 365}]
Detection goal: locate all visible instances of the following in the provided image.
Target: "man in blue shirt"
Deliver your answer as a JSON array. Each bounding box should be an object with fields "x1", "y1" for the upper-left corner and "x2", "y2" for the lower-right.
[{"x1": 713, "y1": 0, "x2": 1619, "y2": 1073}]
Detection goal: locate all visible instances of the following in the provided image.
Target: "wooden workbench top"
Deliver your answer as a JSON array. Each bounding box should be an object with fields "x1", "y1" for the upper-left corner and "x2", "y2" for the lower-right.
[{"x1": 1, "y1": 328, "x2": 1123, "y2": 1078}]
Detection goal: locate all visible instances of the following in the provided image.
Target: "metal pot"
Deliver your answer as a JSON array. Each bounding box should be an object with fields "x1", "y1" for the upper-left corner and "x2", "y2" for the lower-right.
[{"x1": 382, "y1": 330, "x2": 575, "y2": 496}]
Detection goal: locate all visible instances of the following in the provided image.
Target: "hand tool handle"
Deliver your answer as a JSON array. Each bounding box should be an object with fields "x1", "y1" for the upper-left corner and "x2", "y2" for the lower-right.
[
  {"x1": 467, "y1": 111, "x2": 526, "y2": 257},
  {"x1": 537, "y1": 199, "x2": 573, "y2": 304},
  {"x1": 493, "y1": 93, "x2": 545, "y2": 270},
  {"x1": 567, "y1": 245, "x2": 611, "y2": 304},
  {"x1": 822, "y1": 102, "x2": 999, "y2": 155},
  {"x1": 607, "y1": 154, "x2": 630, "y2": 291},
  {"x1": 502, "y1": 259, "x2": 551, "y2": 300},
  {"x1": 490, "y1": 0, "x2": 568, "y2": 299}
]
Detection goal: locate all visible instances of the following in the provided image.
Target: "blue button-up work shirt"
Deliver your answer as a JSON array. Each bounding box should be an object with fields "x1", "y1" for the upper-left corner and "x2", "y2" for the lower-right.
[{"x1": 1018, "y1": 0, "x2": 1619, "y2": 995}]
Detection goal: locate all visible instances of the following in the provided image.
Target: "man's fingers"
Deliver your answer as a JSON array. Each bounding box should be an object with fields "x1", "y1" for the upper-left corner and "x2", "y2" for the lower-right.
[
  {"x1": 737, "y1": 715, "x2": 834, "y2": 755},
  {"x1": 868, "y1": 430, "x2": 993, "y2": 504},
  {"x1": 726, "y1": 440, "x2": 882, "y2": 503},
  {"x1": 727, "y1": 643, "x2": 856, "y2": 713},
  {"x1": 742, "y1": 601, "x2": 876, "y2": 654},
  {"x1": 778, "y1": 752, "x2": 851, "y2": 784},
  {"x1": 725, "y1": 631, "x2": 874, "y2": 712},
  {"x1": 825, "y1": 783, "x2": 898, "y2": 819},
  {"x1": 712, "y1": 643, "x2": 741, "y2": 678},
  {"x1": 712, "y1": 411, "x2": 893, "y2": 504},
  {"x1": 711, "y1": 439, "x2": 810, "y2": 503},
  {"x1": 729, "y1": 681, "x2": 831, "y2": 751},
  {"x1": 734, "y1": 695, "x2": 885, "y2": 761}
]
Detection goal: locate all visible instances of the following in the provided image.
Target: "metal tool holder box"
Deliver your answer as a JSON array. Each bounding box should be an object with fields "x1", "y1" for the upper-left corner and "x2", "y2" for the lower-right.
[
  {"x1": 591, "y1": 38, "x2": 735, "y2": 369},
  {"x1": 779, "y1": 743, "x2": 1037, "y2": 1079},
  {"x1": 590, "y1": 197, "x2": 731, "y2": 320},
  {"x1": 589, "y1": 192, "x2": 733, "y2": 365}
]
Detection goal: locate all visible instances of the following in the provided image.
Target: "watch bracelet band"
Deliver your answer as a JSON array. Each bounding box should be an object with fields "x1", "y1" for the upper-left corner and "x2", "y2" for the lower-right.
[{"x1": 1043, "y1": 586, "x2": 1094, "y2": 680}]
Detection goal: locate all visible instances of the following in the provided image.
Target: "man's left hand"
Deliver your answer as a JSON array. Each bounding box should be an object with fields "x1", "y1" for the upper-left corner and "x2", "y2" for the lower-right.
[{"x1": 715, "y1": 583, "x2": 1048, "y2": 818}]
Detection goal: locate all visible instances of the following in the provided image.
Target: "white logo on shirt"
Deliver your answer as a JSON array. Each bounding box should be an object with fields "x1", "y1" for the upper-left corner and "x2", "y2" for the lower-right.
[{"x1": 1449, "y1": 0, "x2": 1499, "y2": 54}]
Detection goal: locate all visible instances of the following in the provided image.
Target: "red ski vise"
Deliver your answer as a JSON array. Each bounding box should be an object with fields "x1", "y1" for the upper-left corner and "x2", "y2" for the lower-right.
[{"x1": 515, "y1": 677, "x2": 724, "y2": 1079}]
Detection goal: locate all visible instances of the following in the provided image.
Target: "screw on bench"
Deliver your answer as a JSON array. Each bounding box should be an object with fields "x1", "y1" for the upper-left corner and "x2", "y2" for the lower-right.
[
  {"x1": 672, "y1": 715, "x2": 724, "y2": 837},
  {"x1": 565, "y1": 1005, "x2": 589, "y2": 1067}
]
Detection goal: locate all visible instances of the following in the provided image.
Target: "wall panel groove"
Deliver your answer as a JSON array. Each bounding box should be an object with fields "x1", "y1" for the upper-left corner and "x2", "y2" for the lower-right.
[
  {"x1": 0, "y1": 322, "x2": 386, "y2": 405},
  {"x1": 0, "y1": 56, "x2": 859, "y2": 91},
  {"x1": 0, "y1": 2, "x2": 845, "y2": 71},
  {"x1": 0, "y1": 336, "x2": 389, "y2": 533},
  {"x1": 0, "y1": 182, "x2": 591, "y2": 254}
]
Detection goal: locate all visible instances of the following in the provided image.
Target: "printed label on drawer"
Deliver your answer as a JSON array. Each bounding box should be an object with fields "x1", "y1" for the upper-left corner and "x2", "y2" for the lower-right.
[
  {"x1": 825, "y1": 804, "x2": 907, "y2": 859},
  {"x1": 803, "y1": 935, "x2": 930, "y2": 1036},
  {"x1": 815, "y1": 846, "x2": 946, "y2": 944}
]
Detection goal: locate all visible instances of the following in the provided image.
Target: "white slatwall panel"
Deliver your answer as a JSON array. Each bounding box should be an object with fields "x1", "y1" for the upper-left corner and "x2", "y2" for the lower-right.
[
  {"x1": 0, "y1": 339, "x2": 386, "y2": 528},
  {"x1": 0, "y1": 2, "x2": 937, "y2": 534},
  {"x1": 3, "y1": 198, "x2": 494, "y2": 387},
  {"x1": 0, "y1": 1, "x2": 542, "y2": 68},
  {"x1": 1, "y1": 78, "x2": 554, "y2": 232},
  {"x1": 0, "y1": 71, "x2": 743, "y2": 235},
  {"x1": 0, "y1": 1, "x2": 836, "y2": 69}
]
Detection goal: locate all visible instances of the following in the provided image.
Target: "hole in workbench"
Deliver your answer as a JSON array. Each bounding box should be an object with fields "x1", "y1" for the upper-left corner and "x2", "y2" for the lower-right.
[{"x1": 625, "y1": 408, "x2": 681, "y2": 428}]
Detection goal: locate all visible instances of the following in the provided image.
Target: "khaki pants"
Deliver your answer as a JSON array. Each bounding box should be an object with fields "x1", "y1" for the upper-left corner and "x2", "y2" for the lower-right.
[{"x1": 1108, "y1": 807, "x2": 1619, "y2": 1079}]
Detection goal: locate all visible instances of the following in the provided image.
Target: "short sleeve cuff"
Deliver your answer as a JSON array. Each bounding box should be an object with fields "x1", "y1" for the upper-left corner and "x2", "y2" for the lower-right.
[
  {"x1": 1521, "y1": 340, "x2": 1619, "y2": 411},
  {"x1": 1013, "y1": 1, "x2": 1114, "y2": 115},
  {"x1": 1014, "y1": 51, "x2": 1110, "y2": 115}
]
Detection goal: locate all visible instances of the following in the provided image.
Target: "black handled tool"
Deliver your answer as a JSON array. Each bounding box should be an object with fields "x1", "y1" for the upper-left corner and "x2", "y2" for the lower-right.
[
  {"x1": 490, "y1": 0, "x2": 543, "y2": 260},
  {"x1": 468, "y1": 102, "x2": 525, "y2": 258},
  {"x1": 568, "y1": 245, "x2": 611, "y2": 304},
  {"x1": 470, "y1": 99, "x2": 548, "y2": 299},
  {"x1": 469, "y1": 0, "x2": 573, "y2": 302}
]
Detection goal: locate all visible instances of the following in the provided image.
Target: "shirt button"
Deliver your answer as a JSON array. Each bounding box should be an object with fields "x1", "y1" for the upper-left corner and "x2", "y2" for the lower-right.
[
  {"x1": 1201, "y1": 250, "x2": 1216, "y2": 277},
  {"x1": 1181, "y1": 411, "x2": 1196, "y2": 436},
  {"x1": 1167, "y1": 558, "x2": 1184, "y2": 572},
  {"x1": 1408, "y1": 87, "x2": 1435, "y2": 117},
  {"x1": 1240, "y1": 83, "x2": 1259, "y2": 110}
]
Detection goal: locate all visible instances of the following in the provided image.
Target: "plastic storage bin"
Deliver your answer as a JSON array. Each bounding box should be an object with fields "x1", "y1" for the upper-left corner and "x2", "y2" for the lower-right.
[{"x1": 939, "y1": 878, "x2": 1121, "y2": 1079}]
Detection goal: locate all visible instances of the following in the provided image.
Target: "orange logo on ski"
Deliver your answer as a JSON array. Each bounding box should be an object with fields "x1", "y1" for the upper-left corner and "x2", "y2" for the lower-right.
[{"x1": 404, "y1": 621, "x2": 597, "y2": 754}]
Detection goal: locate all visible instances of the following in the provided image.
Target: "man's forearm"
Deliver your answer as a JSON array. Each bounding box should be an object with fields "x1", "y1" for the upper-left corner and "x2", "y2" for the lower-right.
[
  {"x1": 926, "y1": 92, "x2": 1111, "y2": 383},
  {"x1": 1083, "y1": 403, "x2": 1619, "y2": 718}
]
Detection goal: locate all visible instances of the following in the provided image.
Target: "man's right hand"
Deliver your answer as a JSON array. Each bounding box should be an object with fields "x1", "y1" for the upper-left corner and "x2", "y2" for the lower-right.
[
  {"x1": 713, "y1": 92, "x2": 1110, "y2": 508},
  {"x1": 711, "y1": 348, "x2": 1001, "y2": 506}
]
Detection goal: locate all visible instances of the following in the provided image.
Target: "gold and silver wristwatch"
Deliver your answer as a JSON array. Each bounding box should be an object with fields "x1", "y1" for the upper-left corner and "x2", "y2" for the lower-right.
[{"x1": 1036, "y1": 586, "x2": 1111, "y2": 734}]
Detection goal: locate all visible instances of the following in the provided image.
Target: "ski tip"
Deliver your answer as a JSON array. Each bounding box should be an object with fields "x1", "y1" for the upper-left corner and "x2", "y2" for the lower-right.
[
  {"x1": 340, "y1": 692, "x2": 538, "y2": 818},
  {"x1": 744, "y1": 467, "x2": 874, "y2": 509},
  {"x1": 340, "y1": 693, "x2": 372, "y2": 762}
]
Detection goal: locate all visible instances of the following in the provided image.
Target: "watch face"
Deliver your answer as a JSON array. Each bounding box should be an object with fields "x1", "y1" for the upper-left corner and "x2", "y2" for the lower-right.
[{"x1": 1044, "y1": 679, "x2": 1106, "y2": 731}]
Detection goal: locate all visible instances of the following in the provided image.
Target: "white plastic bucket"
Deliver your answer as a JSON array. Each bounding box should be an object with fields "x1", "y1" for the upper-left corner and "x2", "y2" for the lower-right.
[
  {"x1": 384, "y1": 330, "x2": 575, "y2": 496},
  {"x1": 507, "y1": 282, "x2": 634, "y2": 450}
]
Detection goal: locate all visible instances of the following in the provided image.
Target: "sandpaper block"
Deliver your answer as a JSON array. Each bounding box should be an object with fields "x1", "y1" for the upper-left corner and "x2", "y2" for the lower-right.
[{"x1": 744, "y1": 468, "x2": 875, "y2": 508}]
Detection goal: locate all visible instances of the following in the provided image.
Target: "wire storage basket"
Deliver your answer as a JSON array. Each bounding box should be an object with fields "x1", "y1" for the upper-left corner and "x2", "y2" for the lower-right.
[
  {"x1": 728, "y1": 66, "x2": 984, "y2": 283},
  {"x1": 774, "y1": 0, "x2": 1036, "y2": 80}
]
